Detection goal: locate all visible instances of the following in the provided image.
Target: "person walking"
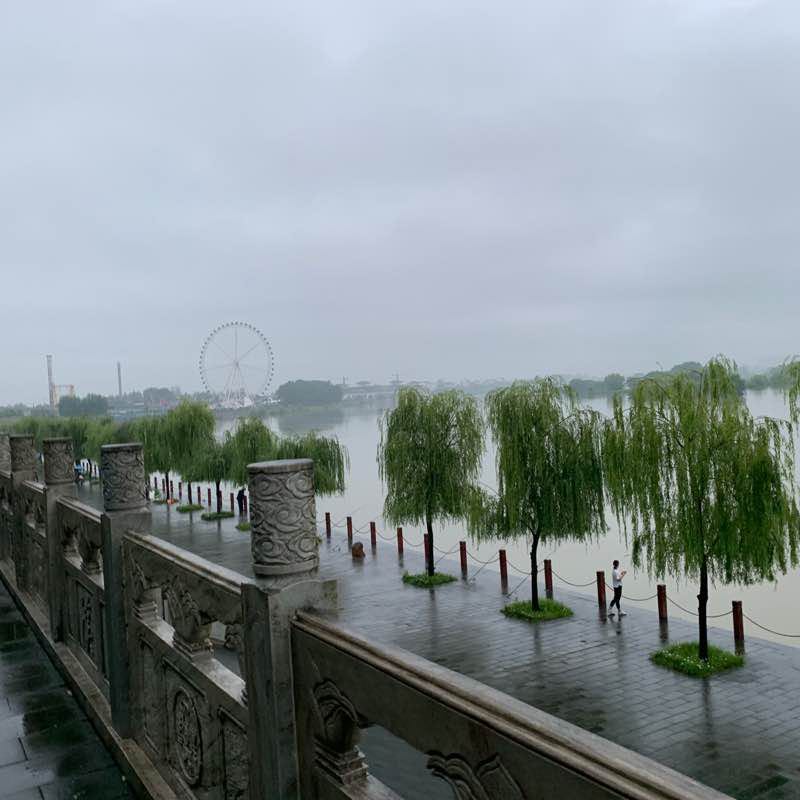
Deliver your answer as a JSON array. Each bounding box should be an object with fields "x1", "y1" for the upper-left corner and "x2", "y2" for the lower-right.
[
  {"x1": 608, "y1": 559, "x2": 627, "y2": 618},
  {"x1": 236, "y1": 487, "x2": 246, "y2": 516}
]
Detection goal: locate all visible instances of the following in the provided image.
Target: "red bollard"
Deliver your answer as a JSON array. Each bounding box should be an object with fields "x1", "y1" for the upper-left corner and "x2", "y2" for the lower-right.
[
  {"x1": 169, "y1": 480, "x2": 174, "y2": 498},
  {"x1": 207, "y1": 487, "x2": 212, "y2": 507},
  {"x1": 423, "y1": 534, "x2": 431, "y2": 572},
  {"x1": 597, "y1": 571, "x2": 607, "y2": 607},
  {"x1": 370, "y1": 521, "x2": 377, "y2": 550},
  {"x1": 325, "y1": 512, "x2": 331, "y2": 538},
  {"x1": 657, "y1": 585, "x2": 668, "y2": 621},
  {"x1": 346, "y1": 516, "x2": 353, "y2": 542},
  {"x1": 544, "y1": 559, "x2": 553, "y2": 599},
  {"x1": 196, "y1": 486, "x2": 201, "y2": 505},
  {"x1": 179, "y1": 482, "x2": 183, "y2": 501},
  {"x1": 459, "y1": 541, "x2": 467, "y2": 576},
  {"x1": 396, "y1": 527, "x2": 404, "y2": 556},
  {"x1": 153, "y1": 476, "x2": 157, "y2": 490},
  {"x1": 230, "y1": 492, "x2": 234, "y2": 513},
  {"x1": 499, "y1": 549, "x2": 508, "y2": 585},
  {"x1": 733, "y1": 600, "x2": 744, "y2": 648},
  {"x1": 161, "y1": 477, "x2": 166, "y2": 493}
]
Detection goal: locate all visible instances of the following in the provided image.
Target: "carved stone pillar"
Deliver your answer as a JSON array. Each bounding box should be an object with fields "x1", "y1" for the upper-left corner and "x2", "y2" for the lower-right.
[
  {"x1": 0, "y1": 433, "x2": 10, "y2": 473},
  {"x1": 9, "y1": 435, "x2": 36, "y2": 478},
  {"x1": 42, "y1": 438, "x2": 77, "y2": 641},
  {"x1": 248, "y1": 459, "x2": 319, "y2": 577},
  {"x1": 100, "y1": 442, "x2": 150, "y2": 736}
]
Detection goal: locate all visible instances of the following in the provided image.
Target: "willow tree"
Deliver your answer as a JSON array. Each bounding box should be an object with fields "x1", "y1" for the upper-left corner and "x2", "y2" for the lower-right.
[
  {"x1": 468, "y1": 380, "x2": 605, "y2": 612},
  {"x1": 603, "y1": 357, "x2": 800, "y2": 661},
  {"x1": 378, "y1": 388, "x2": 484, "y2": 577},
  {"x1": 185, "y1": 438, "x2": 234, "y2": 513}
]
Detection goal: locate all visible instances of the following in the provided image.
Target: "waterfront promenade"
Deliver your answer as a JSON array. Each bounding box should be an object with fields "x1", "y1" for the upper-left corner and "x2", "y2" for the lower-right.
[{"x1": 72, "y1": 483, "x2": 800, "y2": 800}]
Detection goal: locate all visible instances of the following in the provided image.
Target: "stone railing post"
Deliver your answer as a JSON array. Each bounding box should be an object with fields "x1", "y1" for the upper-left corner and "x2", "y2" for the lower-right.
[
  {"x1": 100, "y1": 443, "x2": 150, "y2": 737},
  {"x1": 0, "y1": 434, "x2": 12, "y2": 560},
  {"x1": 0, "y1": 433, "x2": 10, "y2": 473},
  {"x1": 244, "y1": 459, "x2": 336, "y2": 799},
  {"x1": 9, "y1": 435, "x2": 36, "y2": 588},
  {"x1": 42, "y1": 438, "x2": 77, "y2": 640}
]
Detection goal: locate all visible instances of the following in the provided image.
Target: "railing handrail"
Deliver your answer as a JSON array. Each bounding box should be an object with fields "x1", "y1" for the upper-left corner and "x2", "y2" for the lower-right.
[
  {"x1": 20, "y1": 479, "x2": 45, "y2": 494},
  {"x1": 294, "y1": 611, "x2": 728, "y2": 800},
  {"x1": 124, "y1": 531, "x2": 250, "y2": 597},
  {"x1": 57, "y1": 495, "x2": 102, "y2": 523}
]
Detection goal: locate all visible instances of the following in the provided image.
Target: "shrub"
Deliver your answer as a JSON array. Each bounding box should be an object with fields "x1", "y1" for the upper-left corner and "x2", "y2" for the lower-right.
[
  {"x1": 176, "y1": 504, "x2": 203, "y2": 514},
  {"x1": 235, "y1": 522, "x2": 251, "y2": 532},
  {"x1": 502, "y1": 599, "x2": 573, "y2": 622},
  {"x1": 200, "y1": 511, "x2": 235, "y2": 521},
  {"x1": 651, "y1": 642, "x2": 744, "y2": 677},
  {"x1": 402, "y1": 572, "x2": 457, "y2": 588}
]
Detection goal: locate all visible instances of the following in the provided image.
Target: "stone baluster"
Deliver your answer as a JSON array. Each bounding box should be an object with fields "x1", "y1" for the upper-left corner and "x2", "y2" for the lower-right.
[
  {"x1": 9, "y1": 435, "x2": 36, "y2": 589},
  {"x1": 243, "y1": 459, "x2": 337, "y2": 799},
  {"x1": 100, "y1": 442, "x2": 150, "y2": 737},
  {"x1": 42, "y1": 438, "x2": 77, "y2": 640}
]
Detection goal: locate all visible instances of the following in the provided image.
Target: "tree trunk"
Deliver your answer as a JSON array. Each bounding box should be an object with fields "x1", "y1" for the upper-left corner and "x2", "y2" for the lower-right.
[
  {"x1": 530, "y1": 531, "x2": 541, "y2": 612},
  {"x1": 698, "y1": 554, "x2": 709, "y2": 661},
  {"x1": 216, "y1": 480, "x2": 222, "y2": 514},
  {"x1": 426, "y1": 515, "x2": 434, "y2": 577},
  {"x1": 165, "y1": 471, "x2": 170, "y2": 500}
]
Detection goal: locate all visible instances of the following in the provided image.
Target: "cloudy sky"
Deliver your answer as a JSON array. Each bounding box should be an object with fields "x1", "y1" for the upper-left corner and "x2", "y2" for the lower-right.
[{"x1": 2, "y1": 0, "x2": 799, "y2": 403}]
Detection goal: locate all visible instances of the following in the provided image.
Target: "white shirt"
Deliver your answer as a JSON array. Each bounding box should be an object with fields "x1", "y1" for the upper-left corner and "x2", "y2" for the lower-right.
[{"x1": 612, "y1": 568, "x2": 623, "y2": 588}]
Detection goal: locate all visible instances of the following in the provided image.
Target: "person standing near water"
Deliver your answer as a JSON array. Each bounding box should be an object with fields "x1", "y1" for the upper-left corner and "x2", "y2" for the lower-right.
[
  {"x1": 236, "y1": 487, "x2": 245, "y2": 516},
  {"x1": 608, "y1": 559, "x2": 627, "y2": 618}
]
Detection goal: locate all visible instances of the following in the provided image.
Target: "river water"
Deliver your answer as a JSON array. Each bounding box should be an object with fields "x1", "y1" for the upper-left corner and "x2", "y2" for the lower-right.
[{"x1": 218, "y1": 389, "x2": 800, "y2": 647}]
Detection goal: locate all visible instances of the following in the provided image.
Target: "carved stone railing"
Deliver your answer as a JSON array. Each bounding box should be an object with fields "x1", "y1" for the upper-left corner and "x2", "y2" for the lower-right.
[
  {"x1": 56, "y1": 495, "x2": 109, "y2": 697},
  {"x1": 16, "y1": 480, "x2": 47, "y2": 610},
  {"x1": 291, "y1": 613, "x2": 729, "y2": 800},
  {"x1": 0, "y1": 468, "x2": 14, "y2": 564},
  {"x1": 123, "y1": 532, "x2": 249, "y2": 799}
]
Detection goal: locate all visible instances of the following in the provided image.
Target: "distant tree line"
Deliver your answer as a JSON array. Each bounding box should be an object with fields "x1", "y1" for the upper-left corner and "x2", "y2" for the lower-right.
[{"x1": 275, "y1": 380, "x2": 342, "y2": 406}]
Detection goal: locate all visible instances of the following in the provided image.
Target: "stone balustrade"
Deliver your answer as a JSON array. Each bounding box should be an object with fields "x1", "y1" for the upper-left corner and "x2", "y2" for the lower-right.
[{"x1": 0, "y1": 437, "x2": 730, "y2": 800}]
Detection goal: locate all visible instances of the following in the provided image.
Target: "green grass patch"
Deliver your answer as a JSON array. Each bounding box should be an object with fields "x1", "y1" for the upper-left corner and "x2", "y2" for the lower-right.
[
  {"x1": 402, "y1": 572, "x2": 457, "y2": 588},
  {"x1": 235, "y1": 522, "x2": 251, "y2": 532},
  {"x1": 176, "y1": 504, "x2": 203, "y2": 513},
  {"x1": 200, "y1": 511, "x2": 236, "y2": 521},
  {"x1": 502, "y1": 599, "x2": 574, "y2": 622},
  {"x1": 651, "y1": 642, "x2": 744, "y2": 678}
]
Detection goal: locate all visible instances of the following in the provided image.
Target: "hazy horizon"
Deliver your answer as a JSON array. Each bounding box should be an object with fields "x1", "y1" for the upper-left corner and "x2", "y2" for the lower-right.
[{"x1": 4, "y1": 1, "x2": 800, "y2": 404}]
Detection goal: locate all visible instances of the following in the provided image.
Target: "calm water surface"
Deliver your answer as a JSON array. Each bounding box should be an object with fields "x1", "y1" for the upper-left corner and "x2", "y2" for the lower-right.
[{"x1": 217, "y1": 389, "x2": 800, "y2": 646}]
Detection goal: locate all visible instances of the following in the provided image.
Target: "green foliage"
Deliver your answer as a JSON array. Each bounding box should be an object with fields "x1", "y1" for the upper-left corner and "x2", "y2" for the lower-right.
[
  {"x1": 401, "y1": 572, "x2": 457, "y2": 588},
  {"x1": 58, "y1": 393, "x2": 108, "y2": 418},
  {"x1": 165, "y1": 401, "x2": 216, "y2": 477},
  {"x1": 379, "y1": 388, "x2": 483, "y2": 576},
  {"x1": 235, "y1": 521, "x2": 251, "y2": 531},
  {"x1": 176, "y1": 504, "x2": 203, "y2": 513},
  {"x1": 227, "y1": 417, "x2": 278, "y2": 486},
  {"x1": 502, "y1": 599, "x2": 573, "y2": 622},
  {"x1": 603, "y1": 356, "x2": 800, "y2": 660},
  {"x1": 651, "y1": 643, "x2": 743, "y2": 677},
  {"x1": 201, "y1": 511, "x2": 235, "y2": 521},
  {"x1": 275, "y1": 380, "x2": 342, "y2": 406},
  {"x1": 468, "y1": 379, "x2": 605, "y2": 609}
]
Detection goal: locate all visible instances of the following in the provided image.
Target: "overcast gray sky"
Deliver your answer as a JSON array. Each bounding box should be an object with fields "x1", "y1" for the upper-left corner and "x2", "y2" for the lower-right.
[{"x1": 2, "y1": 0, "x2": 799, "y2": 403}]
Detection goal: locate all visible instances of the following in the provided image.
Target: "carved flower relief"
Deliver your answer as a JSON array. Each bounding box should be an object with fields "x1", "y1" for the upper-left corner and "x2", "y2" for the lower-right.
[
  {"x1": 173, "y1": 688, "x2": 203, "y2": 786},
  {"x1": 163, "y1": 576, "x2": 212, "y2": 651},
  {"x1": 312, "y1": 679, "x2": 362, "y2": 754},
  {"x1": 427, "y1": 753, "x2": 524, "y2": 800}
]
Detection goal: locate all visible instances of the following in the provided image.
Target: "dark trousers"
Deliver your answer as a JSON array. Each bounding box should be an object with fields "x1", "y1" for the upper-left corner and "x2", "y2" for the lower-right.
[
  {"x1": 237, "y1": 498, "x2": 244, "y2": 515},
  {"x1": 610, "y1": 586, "x2": 622, "y2": 611}
]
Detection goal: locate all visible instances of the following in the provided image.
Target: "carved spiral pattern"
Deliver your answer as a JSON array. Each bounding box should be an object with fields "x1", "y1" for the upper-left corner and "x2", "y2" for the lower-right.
[
  {"x1": 43, "y1": 439, "x2": 74, "y2": 485},
  {"x1": 101, "y1": 445, "x2": 146, "y2": 511},
  {"x1": 10, "y1": 437, "x2": 36, "y2": 472},
  {"x1": 248, "y1": 463, "x2": 318, "y2": 575},
  {"x1": 174, "y1": 689, "x2": 202, "y2": 785}
]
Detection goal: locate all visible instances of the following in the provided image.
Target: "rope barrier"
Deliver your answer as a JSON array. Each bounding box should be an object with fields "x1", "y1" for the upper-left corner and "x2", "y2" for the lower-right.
[
  {"x1": 435, "y1": 545, "x2": 460, "y2": 566},
  {"x1": 466, "y1": 550, "x2": 502, "y2": 566},
  {"x1": 743, "y1": 614, "x2": 800, "y2": 638},
  {"x1": 602, "y1": 583, "x2": 658, "y2": 603},
  {"x1": 665, "y1": 597, "x2": 731, "y2": 618},
  {"x1": 551, "y1": 570, "x2": 596, "y2": 588},
  {"x1": 505, "y1": 574, "x2": 529, "y2": 597},
  {"x1": 468, "y1": 556, "x2": 500, "y2": 583}
]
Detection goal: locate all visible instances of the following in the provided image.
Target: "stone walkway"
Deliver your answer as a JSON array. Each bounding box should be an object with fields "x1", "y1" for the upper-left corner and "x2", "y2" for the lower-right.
[
  {"x1": 79, "y1": 485, "x2": 800, "y2": 799},
  {"x1": 0, "y1": 581, "x2": 132, "y2": 799}
]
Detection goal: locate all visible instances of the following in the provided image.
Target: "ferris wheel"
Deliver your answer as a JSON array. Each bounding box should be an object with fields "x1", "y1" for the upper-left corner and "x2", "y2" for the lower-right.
[{"x1": 199, "y1": 322, "x2": 275, "y2": 407}]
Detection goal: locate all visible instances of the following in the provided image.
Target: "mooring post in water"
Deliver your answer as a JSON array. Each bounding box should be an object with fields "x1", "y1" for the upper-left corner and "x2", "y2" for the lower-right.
[
  {"x1": 169, "y1": 480, "x2": 174, "y2": 499},
  {"x1": 597, "y1": 571, "x2": 607, "y2": 607},
  {"x1": 733, "y1": 600, "x2": 744, "y2": 648},
  {"x1": 152, "y1": 476, "x2": 157, "y2": 490},
  {"x1": 544, "y1": 559, "x2": 553, "y2": 599},
  {"x1": 657, "y1": 585, "x2": 668, "y2": 621},
  {"x1": 460, "y1": 541, "x2": 467, "y2": 577},
  {"x1": 325, "y1": 512, "x2": 331, "y2": 538},
  {"x1": 346, "y1": 516, "x2": 353, "y2": 542},
  {"x1": 196, "y1": 485, "x2": 201, "y2": 505},
  {"x1": 370, "y1": 521, "x2": 377, "y2": 550},
  {"x1": 178, "y1": 482, "x2": 182, "y2": 500},
  {"x1": 230, "y1": 492, "x2": 234, "y2": 513},
  {"x1": 499, "y1": 549, "x2": 508, "y2": 586},
  {"x1": 397, "y1": 527, "x2": 404, "y2": 556},
  {"x1": 207, "y1": 487, "x2": 212, "y2": 507}
]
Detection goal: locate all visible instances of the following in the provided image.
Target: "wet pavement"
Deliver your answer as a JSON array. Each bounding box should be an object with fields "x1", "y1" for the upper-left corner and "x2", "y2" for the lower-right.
[
  {"x1": 78, "y1": 485, "x2": 800, "y2": 800},
  {"x1": 0, "y1": 580, "x2": 132, "y2": 799}
]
